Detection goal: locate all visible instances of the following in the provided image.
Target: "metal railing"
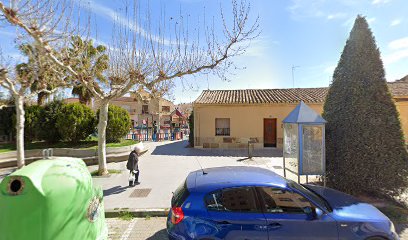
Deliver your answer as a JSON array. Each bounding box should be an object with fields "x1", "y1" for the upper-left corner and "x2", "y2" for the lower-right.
[{"x1": 126, "y1": 132, "x2": 184, "y2": 141}]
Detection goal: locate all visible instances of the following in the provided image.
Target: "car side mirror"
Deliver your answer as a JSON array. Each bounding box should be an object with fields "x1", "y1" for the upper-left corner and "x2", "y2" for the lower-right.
[
  {"x1": 315, "y1": 208, "x2": 324, "y2": 219},
  {"x1": 304, "y1": 207, "x2": 323, "y2": 220},
  {"x1": 303, "y1": 207, "x2": 314, "y2": 220}
]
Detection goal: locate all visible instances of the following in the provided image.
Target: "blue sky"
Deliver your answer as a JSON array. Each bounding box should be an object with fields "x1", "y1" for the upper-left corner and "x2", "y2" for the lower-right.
[{"x1": 1, "y1": 0, "x2": 408, "y2": 104}]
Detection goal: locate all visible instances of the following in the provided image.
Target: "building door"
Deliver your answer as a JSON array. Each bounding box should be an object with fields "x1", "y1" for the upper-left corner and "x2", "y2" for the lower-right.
[{"x1": 264, "y1": 118, "x2": 277, "y2": 147}]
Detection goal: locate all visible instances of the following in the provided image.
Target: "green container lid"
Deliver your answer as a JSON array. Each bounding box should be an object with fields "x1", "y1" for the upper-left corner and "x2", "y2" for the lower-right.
[{"x1": 0, "y1": 157, "x2": 107, "y2": 240}]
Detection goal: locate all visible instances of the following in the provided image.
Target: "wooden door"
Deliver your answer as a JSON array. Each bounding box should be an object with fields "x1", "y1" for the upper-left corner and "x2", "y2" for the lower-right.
[{"x1": 264, "y1": 119, "x2": 277, "y2": 147}]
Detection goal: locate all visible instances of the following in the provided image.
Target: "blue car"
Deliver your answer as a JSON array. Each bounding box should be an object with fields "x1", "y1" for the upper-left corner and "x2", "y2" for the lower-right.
[{"x1": 167, "y1": 166, "x2": 398, "y2": 240}]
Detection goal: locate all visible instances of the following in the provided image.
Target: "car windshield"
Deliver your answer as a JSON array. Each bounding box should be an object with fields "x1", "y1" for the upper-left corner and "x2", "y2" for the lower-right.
[{"x1": 289, "y1": 181, "x2": 332, "y2": 212}]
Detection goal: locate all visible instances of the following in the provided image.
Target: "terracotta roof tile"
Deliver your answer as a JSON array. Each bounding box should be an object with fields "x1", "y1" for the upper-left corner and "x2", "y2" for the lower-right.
[
  {"x1": 194, "y1": 81, "x2": 408, "y2": 105},
  {"x1": 113, "y1": 97, "x2": 136, "y2": 102},
  {"x1": 388, "y1": 76, "x2": 408, "y2": 97}
]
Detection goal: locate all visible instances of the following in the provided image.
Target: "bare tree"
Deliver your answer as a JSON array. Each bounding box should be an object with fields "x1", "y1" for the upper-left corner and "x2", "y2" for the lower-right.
[
  {"x1": 0, "y1": 43, "x2": 66, "y2": 168},
  {"x1": 0, "y1": 0, "x2": 259, "y2": 174}
]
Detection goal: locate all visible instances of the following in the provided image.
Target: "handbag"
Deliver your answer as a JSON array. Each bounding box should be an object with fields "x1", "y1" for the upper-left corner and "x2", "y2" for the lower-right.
[{"x1": 128, "y1": 172, "x2": 135, "y2": 182}]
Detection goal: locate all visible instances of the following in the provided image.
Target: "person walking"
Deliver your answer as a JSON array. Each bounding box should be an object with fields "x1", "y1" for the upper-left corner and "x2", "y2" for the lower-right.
[
  {"x1": 153, "y1": 121, "x2": 158, "y2": 141},
  {"x1": 127, "y1": 146, "x2": 140, "y2": 187}
]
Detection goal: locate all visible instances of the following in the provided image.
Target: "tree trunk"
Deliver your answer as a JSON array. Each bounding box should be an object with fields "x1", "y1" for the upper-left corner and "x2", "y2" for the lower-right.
[
  {"x1": 97, "y1": 101, "x2": 109, "y2": 175},
  {"x1": 15, "y1": 94, "x2": 25, "y2": 168},
  {"x1": 37, "y1": 92, "x2": 47, "y2": 106}
]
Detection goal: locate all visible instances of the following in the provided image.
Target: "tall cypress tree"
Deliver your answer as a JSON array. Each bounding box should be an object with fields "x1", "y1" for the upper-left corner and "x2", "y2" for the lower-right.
[{"x1": 323, "y1": 16, "x2": 408, "y2": 197}]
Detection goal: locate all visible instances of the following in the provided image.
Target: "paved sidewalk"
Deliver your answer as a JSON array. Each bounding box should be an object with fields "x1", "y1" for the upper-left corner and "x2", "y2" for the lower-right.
[{"x1": 90, "y1": 140, "x2": 286, "y2": 210}]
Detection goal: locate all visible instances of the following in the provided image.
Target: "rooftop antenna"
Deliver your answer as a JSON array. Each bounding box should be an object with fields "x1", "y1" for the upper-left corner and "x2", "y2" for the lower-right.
[
  {"x1": 292, "y1": 65, "x2": 300, "y2": 88},
  {"x1": 195, "y1": 156, "x2": 207, "y2": 175}
]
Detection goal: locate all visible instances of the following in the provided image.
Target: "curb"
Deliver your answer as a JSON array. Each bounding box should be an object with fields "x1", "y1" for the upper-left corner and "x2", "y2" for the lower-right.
[
  {"x1": 104, "y1": 208, "x2": 169, "y2": 218},
  {"x1": 0, "y1": 145, "x2": 150, "y2": 169},
  {"x1": 0, "y1": 155, "x2": 128, "y2": 169}
]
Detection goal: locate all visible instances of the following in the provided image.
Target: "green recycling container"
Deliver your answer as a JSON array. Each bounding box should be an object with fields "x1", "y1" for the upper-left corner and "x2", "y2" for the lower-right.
[{"x1": 0, "y1": 157, "x2": 107, "y2": 240}]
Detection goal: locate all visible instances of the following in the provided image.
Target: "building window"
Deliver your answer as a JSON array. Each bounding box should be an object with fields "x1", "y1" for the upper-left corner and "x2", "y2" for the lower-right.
[
  {"x1": 142, "y1": 105, "x2": 149, "y2": 114},
  {"x1": 215, "y1": 118, "x2": 230, "y2": 136},
  {"x1": 162, "y1": 106, "x2": 170, "y2": 112}
]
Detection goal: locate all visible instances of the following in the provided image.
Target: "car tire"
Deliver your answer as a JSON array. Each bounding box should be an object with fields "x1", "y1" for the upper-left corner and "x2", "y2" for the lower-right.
[{"x1": 365, "y1": 237, "x2": 388, "y2": 240}]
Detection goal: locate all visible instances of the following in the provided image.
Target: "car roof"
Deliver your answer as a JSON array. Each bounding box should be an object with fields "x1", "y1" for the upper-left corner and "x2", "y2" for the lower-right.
[{"x1": 188, "y1": 166, "x2": 289, "y2": 193}]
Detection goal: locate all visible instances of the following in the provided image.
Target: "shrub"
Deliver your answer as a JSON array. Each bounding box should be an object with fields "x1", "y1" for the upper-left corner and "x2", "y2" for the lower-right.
[
  {"x1": 98, "y1": 105, "x2": 131, "y2": 143},
  {"x1": 0, "y1": 106, "x2": 14, "y2": 141},
  {"x1": 322, "y1": 16, "x2": 408, "y2": 197},
  {"x1": 188, "y1": 111, "x2": 194, "y2": 147},
  {"x1": 39, "y1": 100, "x2": 65, "y2": 143},
  {"x1": 56, "y1": 103, "x2": 96, "y2": 143},
  {"x1": 24, "y1": 105, "x2": 43, "y2": 142}
]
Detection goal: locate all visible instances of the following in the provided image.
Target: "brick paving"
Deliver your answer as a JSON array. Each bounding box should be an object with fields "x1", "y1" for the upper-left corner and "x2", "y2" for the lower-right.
[
  {"x1": 106, "y1": 217, "x2": 408, "y2": 240},
  {"x1": 107, "y1": 217, "x2": 168, "y2": 240}
]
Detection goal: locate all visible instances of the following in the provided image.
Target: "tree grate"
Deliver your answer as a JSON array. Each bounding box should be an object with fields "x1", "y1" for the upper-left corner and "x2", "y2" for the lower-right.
[{"x1": 130, "y1": 188, "x2": 151, "y2": 198}]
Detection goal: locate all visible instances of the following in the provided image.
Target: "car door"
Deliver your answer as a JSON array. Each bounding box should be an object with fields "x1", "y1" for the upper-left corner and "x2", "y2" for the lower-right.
[
  {"x1": 204, "y1": 186, "x2": 268, "y2": 240},
  {"x1": 256, "y1": 187, "x2": 338, "y2": 240}
]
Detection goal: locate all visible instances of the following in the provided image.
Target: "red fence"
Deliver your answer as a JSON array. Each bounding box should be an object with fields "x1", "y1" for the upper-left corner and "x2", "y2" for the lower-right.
[{"x1": 126, "y1": 132, "x2": 184, "y2": 142}]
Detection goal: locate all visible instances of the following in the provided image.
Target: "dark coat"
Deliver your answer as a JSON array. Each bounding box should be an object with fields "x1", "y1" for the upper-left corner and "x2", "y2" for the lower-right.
[{"x1": 126, "y1": 151, "x2": 139, "y2": 171}]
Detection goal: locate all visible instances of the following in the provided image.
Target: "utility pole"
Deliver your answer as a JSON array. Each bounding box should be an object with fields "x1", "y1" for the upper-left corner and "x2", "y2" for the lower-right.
[{"x1": 292, "y1": 65, "x2": 300, "y2": 88}]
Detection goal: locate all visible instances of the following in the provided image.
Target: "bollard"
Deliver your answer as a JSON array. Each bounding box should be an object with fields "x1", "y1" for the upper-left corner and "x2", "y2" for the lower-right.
[
  {"x1": 248, "y1": 140, "x2": 255, "y2": 159},
  {"x1": 0, "y1": 157, "x2": 107, "y2": 240}
]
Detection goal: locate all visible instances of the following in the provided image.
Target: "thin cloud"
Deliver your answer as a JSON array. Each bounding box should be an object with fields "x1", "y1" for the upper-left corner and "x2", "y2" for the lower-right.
[
  {"x1": 384, "y1": 49, "x2": 408, "y2": 65},
  {"x1": 384, "y1": 37, "x2": 408, "y2": 65},
  {"x1": 390, "y1": 19, "x2": 402, "y2": 27},
  {"x1": 367, "y1": 17, "x2": 376, "y2": 24},
  {"x1": 75, "y1": 0, "x2": 177, "y2": 46},
  {"x1": 372, "y1": 0, "x2": 391, "y2": 4},
  {"x1": 327, "y1": 12, "x2": 347, "y2": 20},
  {"x1": 287, "y1": 0, "x2": 325, "y2": 20},
  {"x1": 241, "y1": 38, "x2": 277, "y2": 57},
  {"x1": 388, "y1": 37, "x2": 408, "y2": 50}
]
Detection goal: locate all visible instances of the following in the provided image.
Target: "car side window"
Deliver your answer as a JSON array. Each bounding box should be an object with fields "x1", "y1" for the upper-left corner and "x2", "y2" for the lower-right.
[
  {"x1": 258, "y1": 187, "x2": 314, "y2": 214},
  {"x1": 205, "y1": 187, "x2": 259, "y2": 212}
]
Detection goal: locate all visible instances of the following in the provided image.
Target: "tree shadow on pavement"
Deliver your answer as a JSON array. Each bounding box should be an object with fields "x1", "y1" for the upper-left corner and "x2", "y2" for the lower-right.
[
  {"x1": 151, "y1": 140, "x2": 282, "y2": 158},
  {"x1": 146, "y1": 229, "x2": 169, "y2": 240},
  {"x1": 103, "y1": 185, "x2": 128, "y2": 196}
]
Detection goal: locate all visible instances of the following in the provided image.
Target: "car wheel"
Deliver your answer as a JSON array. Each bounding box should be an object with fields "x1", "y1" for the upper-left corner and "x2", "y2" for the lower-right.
[{"x1": 365, "y1": 237, "x2": 388, "y2": 240}]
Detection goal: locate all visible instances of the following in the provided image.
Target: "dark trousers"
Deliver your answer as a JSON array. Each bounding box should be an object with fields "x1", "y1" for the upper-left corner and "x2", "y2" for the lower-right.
[
  {"x1": 153, "y1": 132, "x2": 157, "y2": 141},
  {"x1": 135, "y1": 170, "x2": 139, "y2": 182}
]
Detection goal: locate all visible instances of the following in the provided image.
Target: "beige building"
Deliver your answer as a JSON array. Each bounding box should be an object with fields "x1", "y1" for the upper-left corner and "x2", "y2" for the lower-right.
[
  {"x1": 98, "y1": 90, "x2": 176, "y2": 129},
  {"x1": 65, "y1": 90, "x2": 176, "y2": 129},
  {"x1": 193, "y1": 79, "x2": 408, "y2": 149}
]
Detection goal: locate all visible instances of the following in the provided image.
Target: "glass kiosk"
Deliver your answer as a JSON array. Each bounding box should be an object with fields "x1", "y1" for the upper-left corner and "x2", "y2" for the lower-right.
[{"x1": 282, "y1": 101, "x2": 327, "y2": 185}]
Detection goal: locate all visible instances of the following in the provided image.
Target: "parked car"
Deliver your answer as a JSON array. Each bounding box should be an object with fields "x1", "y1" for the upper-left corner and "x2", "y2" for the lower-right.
[{"x1": 167, "y1": 166, "x2": 398, "y2": 240}]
